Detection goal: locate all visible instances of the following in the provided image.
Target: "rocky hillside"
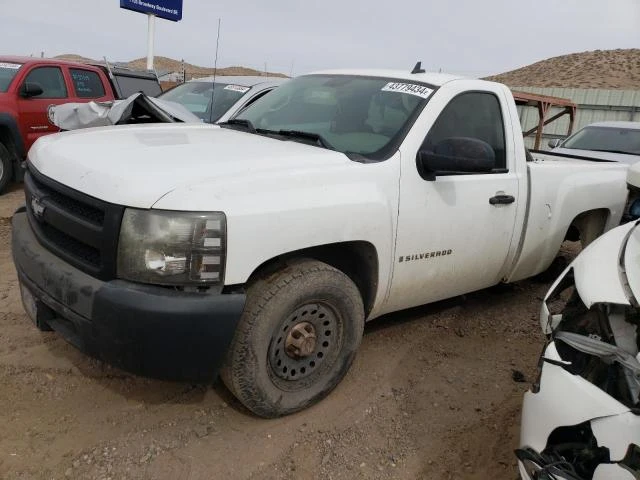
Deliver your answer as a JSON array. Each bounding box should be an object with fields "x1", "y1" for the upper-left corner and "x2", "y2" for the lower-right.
[
  {"x1": 486, "y1": 49, "x2": 640, "y2": 89},
  {"x1": 55, "y1": 54, "x2": 286, "y2": 78}
]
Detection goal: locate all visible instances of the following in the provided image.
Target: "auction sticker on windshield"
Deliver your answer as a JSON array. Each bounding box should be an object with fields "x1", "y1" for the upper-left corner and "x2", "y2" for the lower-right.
[
  {"x1": 381, "y1": 82, "x2": 433, "y2": 99},
  {"x1": 0, "y1": 62, "x2": 21, "y2": 69},
  {"x1": 224, "y1": 85, "x2": 250, "y2": 93}
]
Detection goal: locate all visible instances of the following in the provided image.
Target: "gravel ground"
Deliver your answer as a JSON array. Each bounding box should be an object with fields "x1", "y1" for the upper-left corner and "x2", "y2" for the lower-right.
[{"x1": 0, "y1": 184, "x2": 572, "y2": 480}]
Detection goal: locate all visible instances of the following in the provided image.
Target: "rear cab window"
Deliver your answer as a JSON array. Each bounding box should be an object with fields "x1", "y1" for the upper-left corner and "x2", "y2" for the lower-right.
[
  {"x1": 0, "y1": 62, "x2": 23, "y2": 92},
  {"x1": 70, "y1": 68, "x2": 106, "y2": 98}
]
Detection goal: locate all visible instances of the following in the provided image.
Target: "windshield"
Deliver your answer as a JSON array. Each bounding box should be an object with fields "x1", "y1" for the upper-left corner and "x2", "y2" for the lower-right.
[
  {"x1": 562, "y1": 126, "x2": 640, "y2": 156},
  {"x1": 160, "y1": 82, "x2": 250, "y2": 122},
  {"x1": 0, "y1": 62, "x2": 22, "y2": 92},
  {"x1": 233, "y1": 74, "x2": 433, "y2": 158}
]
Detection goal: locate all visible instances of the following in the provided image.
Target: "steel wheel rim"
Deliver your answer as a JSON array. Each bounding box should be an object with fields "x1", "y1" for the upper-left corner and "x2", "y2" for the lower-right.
[{"x1": 268, "y1": 302, "x2": 339, "y2": 384}]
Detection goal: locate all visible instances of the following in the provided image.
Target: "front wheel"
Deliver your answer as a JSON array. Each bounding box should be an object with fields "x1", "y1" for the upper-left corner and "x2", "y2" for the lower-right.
[{"x1": 221, "y1": 259, "x2": 365, "y2": 418}]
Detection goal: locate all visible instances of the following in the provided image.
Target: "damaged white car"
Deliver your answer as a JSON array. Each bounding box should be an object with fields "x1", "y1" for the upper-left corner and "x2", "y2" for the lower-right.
[
  {"x1": 518, "y1": 215, "x2": 640, "y2": 479},
  {"x1": 47, "y1": 92, "x2": 200, "y2": 130}
]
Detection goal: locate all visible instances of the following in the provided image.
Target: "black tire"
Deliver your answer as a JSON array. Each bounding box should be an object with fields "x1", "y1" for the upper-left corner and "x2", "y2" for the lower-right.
[
  {"x1": 532, "y1": 255, "x2": 568, "y2": 283},
  {"x1": 0, "y1": 143, "x2": 13, "y2": 195},
  {"x1": 221, "y1": 258, "x2": 365, "y2": 418}
]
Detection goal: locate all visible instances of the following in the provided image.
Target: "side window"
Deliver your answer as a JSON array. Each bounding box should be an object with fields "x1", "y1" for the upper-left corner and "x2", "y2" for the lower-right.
[
  {"x1": 422, "y1": 92, "x2": 506, "y2": 169},
  {"x1": 23, "y1": 67, "x2": 67, "y2": 99},
  {"x1": 70, "y1": 69, "x2": 105, "y2": 98}
]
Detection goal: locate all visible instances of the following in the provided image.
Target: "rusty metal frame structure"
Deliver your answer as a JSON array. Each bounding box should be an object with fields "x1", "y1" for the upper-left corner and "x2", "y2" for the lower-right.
[{"x1": 513, "y1": 91, "x2": 577, "y2": 149}]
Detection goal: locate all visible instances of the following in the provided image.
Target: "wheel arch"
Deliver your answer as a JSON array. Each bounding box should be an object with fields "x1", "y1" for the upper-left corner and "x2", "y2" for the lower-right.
[
  {"x1": 234, "y1": 241, "x2": 379, "y2": 318},
  {"x1": 564, "y1": 208, "x2": 610, "y2": 248}
]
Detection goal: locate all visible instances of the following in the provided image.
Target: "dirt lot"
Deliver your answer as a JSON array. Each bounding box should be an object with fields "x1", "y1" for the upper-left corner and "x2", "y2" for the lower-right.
[{"x1": 0, "y1": 184, "x2": 565, "y2": 480}]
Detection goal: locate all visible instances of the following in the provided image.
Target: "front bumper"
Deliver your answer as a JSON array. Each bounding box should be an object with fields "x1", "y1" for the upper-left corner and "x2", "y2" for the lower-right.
[{"x1": 11, "y1": 211, "x2": 245, "y2": 382}]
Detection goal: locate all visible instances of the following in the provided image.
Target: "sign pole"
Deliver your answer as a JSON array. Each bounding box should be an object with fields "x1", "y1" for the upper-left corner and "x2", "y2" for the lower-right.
[{"x1": 146, "y1": 13, "x2": 156, "y2": 71}]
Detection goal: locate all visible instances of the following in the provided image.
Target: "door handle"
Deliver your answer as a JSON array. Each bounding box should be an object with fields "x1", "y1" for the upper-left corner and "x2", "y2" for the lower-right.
[{"x1": 489, "y1": 194, "x2": 515, "y2": 205}]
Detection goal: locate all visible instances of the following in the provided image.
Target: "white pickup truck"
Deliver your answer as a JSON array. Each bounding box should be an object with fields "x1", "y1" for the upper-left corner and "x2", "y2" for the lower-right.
[{"x1": 11, "y1": 67, "x2": 630, "y2": 417}]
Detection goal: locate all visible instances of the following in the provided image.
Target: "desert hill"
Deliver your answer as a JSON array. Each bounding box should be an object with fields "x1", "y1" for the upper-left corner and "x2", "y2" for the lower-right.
[
  {"x1": 485, "y1": 49, "x2": 640, "y2": 89},
  {"x1": 54, "y1": 54, "x2": 286, "y2": 78},
  {"x1": 56, "y1": 49, "x2": 640, "y2": 88}
]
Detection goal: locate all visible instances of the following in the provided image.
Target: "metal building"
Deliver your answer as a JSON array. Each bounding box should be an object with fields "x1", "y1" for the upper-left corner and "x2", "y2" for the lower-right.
[{"x1": 514, "y1": 87, "x2": 640, "y2": 150}]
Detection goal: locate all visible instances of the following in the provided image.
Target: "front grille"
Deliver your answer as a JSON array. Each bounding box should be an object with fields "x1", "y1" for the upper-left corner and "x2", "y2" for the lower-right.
[
  {"x1": 24, "y1": 165, "x2": 124, "y2": 280},
  {"x1": 40, "y1": 223, "x2": 101, "y2": 266}
]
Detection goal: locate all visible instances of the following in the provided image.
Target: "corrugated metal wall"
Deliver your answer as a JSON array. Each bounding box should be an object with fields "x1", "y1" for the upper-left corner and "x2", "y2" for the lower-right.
[{"x1": 514, "y1": 87, "x2": 640, "y2": 150}]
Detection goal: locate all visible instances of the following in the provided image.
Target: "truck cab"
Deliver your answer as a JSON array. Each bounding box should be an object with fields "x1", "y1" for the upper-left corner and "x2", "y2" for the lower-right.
[
  {"x1": 0, "y1": 56, "x2": 163, "y2": 194},
  {"x1": 0, "y1": 56, "x2": 115, "y2": 193}
]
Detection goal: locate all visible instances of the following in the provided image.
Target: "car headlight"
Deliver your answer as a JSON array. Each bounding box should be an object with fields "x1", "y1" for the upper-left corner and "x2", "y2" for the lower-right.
[{"x1": 117, "y1": 209, "x2": 226, "y2": 286}]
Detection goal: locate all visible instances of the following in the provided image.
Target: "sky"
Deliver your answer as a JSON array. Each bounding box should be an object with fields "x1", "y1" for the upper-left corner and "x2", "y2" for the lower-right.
[{"x1": 1, "y1": 0, "x2": 639, "y2": 77}]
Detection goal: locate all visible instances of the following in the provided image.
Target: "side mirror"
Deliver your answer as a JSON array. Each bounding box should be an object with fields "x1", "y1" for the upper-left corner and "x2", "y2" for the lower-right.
[
  {"x1": 548, "y1": 138, "x2": 562, "y2": 149},
  {"x1": 417, "y1": 137, "x2": 496, "y2": 181},
  {"x1": 20, "y1": 82, "x2": 44, "y2": 98}
]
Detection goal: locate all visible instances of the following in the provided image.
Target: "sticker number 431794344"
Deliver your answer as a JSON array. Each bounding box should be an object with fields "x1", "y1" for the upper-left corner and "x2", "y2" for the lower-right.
[{"x1": 381, "y1": 82, "x2": 433, "y2": 99}]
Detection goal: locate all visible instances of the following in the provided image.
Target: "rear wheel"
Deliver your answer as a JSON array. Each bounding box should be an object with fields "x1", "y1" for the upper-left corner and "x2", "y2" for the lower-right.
[
  {"x1": 221, "y1": 259, "x2": 365, "y2": 418},
  {"x1": 0, "y1": 143, "x2": 13, "y2": 195},
  {"x1": 532, "y1": 255, "x2": 568, "y2": 283}
]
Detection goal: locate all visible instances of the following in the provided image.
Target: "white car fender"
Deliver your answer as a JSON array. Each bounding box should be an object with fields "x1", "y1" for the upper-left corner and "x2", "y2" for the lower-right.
[
  {"x1": 520, "y1": 343, "x2": 630, "y2": 456},
  {"x1": 539, "y1": 221, "x2": 636, "y2": 334}
]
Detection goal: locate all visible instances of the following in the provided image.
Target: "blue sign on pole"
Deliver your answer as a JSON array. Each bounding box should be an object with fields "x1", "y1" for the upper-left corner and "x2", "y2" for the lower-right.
[{"x1": 120, "y1": 0, "x2": 183, "y2": 22}]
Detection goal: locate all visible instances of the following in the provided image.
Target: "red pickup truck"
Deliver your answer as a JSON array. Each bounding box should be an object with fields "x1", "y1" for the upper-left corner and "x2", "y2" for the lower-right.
[{"x1": 0, "y1": 56, "x2": 161, "y2": 193}]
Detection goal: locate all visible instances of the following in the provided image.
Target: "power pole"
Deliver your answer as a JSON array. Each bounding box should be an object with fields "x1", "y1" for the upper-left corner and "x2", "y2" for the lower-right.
[{"x1": 146, "y1": 14, "x2": 156, "y2": 70}]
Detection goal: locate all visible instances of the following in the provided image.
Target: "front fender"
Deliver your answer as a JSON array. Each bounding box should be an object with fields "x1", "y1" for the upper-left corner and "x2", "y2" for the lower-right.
[{"x1": 152, "y1": 156, "x2": 401, "y2": 315}]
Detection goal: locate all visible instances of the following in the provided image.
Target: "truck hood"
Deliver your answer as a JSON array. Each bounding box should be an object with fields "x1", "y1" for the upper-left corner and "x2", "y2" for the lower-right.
[{"x1": 29, "y1": 123, "x2": 352, "y2": 208}]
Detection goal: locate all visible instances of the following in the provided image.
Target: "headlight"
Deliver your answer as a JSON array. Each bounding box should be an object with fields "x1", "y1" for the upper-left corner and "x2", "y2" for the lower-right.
[{"x1": 117, "y1": 209, "x2": 226, "y2": 286}]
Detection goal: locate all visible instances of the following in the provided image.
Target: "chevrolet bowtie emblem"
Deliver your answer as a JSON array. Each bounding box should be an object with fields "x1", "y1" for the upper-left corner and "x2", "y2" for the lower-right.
[{"x1": 31, "y1": 196, "x2": 45, "y2": 218}]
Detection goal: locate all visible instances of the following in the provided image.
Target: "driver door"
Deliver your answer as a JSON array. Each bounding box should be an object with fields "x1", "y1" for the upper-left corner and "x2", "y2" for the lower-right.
[
  {"x1": 16, "y1": 65, "x2": 69, "y2": 151},
  {"x1": 386, "y1": 87, "x2": 520, "y2": 312}
]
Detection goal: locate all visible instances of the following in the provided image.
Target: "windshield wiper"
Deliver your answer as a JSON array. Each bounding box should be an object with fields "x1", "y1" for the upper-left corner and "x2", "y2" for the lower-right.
[
  {"x1": 219, "y1": 124, "x2": 336, "y2": 151},
  {"x1": 218, "y1": 118, "x2": 257, "y2": 133},
  {"x1": 276, "y1": 130, "x2": 335, "y2": 150}
]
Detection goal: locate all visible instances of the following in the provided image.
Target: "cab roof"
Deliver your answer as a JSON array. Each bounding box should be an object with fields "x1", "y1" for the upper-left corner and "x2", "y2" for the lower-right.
[
  {"x1": 0, "y1": 56, "x2": 103, "y2": 69},
  {"x1": 309, "y1": 69, "x2": 465, "y2": 87},
  {"x1": 189, "y1": 75, "x2": 287, "y2": 87}
]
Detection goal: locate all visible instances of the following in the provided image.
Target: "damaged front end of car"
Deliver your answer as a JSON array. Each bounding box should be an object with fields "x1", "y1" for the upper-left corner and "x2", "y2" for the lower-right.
[{"x1": 517, "y1": 220, "x2": 640, "y2": 480}]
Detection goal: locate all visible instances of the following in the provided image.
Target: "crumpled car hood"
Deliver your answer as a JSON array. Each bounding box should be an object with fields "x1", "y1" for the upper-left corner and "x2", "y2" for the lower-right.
[
  {"x1": 48, "y1": 93, "x2": 201, "y2": 130},
  {"x1": 521, "y1": 220, "x2": 640, "y2": 480},
  {"x1": 542, "y1": 221, "x2": 637, "y2": 321},
  {"x1": 623, "y1": 221, "x2": 640, "y2": 301}
]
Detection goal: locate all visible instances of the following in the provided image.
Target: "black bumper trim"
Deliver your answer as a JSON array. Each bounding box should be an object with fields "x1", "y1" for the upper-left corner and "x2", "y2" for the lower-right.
[{"x1": 12, "y1": 212, "x2": 245, "y2": 382}]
